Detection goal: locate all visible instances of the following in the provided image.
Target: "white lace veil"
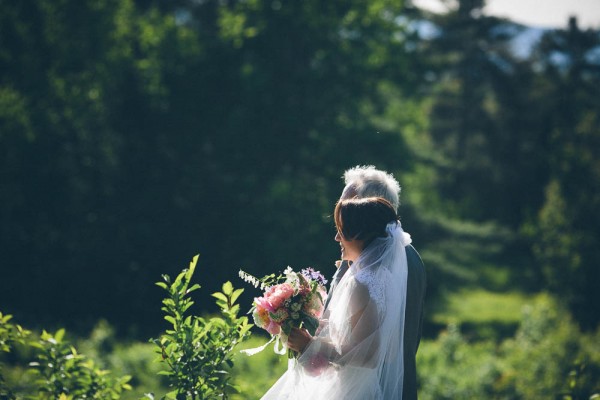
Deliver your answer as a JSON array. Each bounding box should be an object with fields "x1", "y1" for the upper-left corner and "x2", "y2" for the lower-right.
[{"x1": 261, "y1": 222, "x2": 410, "y2": 400}]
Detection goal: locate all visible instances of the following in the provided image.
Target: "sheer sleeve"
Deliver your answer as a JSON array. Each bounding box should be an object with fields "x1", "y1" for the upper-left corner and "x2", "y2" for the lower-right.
[{"x1": 305, "y1": 280, "x2": 381, "y2": 369}]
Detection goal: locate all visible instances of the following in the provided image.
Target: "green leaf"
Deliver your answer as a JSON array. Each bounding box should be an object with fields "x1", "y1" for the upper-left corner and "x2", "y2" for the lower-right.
[
  {"x1": 212, "y1": 292, "x2": 228, "y2": 303},
  {"x1": 239, "y1": 323, "x2": 253, "y2": 337},
  {"x1": 222, "y1": 281, "x2": 234, "y2": 295},
  {"x1": 230, "y1": 288, "x2": 244, "y2": 304},
  {"x1": 162, "y1": 298, "x2": 175, "y2": 307},
  {"x1": 281, "y1": 323, "x2": 292, "y2": 336},
  {"x1": 185, "y1": 254, "x2": 199, "y2": 283},
  {"x1": 172, "y1": 270, "x2": 187, "y2": 293},
  {"x1": 156, "y1": 282, "x2": 169, "y2": 290},
  {"x1": 28, "y1": 342, "x2": 44, "y2": 349},
  {"x1": 187, "y1": 283, "x2": 201, "y2": 294},
  {"x1": 182, "y1": 300, "x2": 195, "y2": 313},
  {"x1": 301, "y1": 314, "x2": 319, "y2": 336}
]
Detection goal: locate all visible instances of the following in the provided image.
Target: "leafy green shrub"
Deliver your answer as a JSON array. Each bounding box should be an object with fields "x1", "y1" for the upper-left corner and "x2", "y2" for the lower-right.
[
  {"x1": 0, "y1": 314, "x2": 131, "y2": 399},
  {"x1": 1, "y1": 312, "x2": 31, "y2": 399},
  {"x1": 148, "y1": 255, "x2": 252, "y2": 399},
  {"x1": 106, "y1": 342, "x2": 168, "y2": 400},
  {"x1": 418, "y1": 293, "x2": 600, "y2": 400},
  {"x1": 76, "y1": 321, "x2": 168, "y2": 400},
  {"x1": 417, "y1": 324, "x2": 501, "y2": 399},
  {"x1": 1, "y1": 255, "x2": 253, "y2": 400},
  {"x1": 28, "y1": 329, "x2": 132, "y2": 399},
  {"x1": 560, "y1": 359, "x2": 600, "y2": 400},
  {"x1": 499, "y1": 294, "x2": 600, "y2": 399}
]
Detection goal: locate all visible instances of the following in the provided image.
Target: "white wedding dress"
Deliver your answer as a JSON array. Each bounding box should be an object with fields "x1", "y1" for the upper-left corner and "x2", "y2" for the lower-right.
[{"x1": 261, "y1": 222, "x2": 410, "y2": 400}]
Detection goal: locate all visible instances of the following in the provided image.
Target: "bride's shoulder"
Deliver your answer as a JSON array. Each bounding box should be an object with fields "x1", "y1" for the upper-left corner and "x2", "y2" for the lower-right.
[
  {"x1": 354, "y1": 267, "x2": 375, "y2": 285},
  {"x1": 353, "y1": 267, "x2": 385, "y2": 309}
]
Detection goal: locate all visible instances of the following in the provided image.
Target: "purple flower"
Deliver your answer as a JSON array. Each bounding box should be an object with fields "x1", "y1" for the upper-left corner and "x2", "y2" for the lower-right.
[{"x1": 301, "y1": 267, "x2": 328, "y2": 286}]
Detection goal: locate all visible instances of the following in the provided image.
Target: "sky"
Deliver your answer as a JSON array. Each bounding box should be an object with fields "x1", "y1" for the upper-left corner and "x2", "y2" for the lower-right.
[{"x1": 412, "y1": 0, "x2": 600, "y2": 29}]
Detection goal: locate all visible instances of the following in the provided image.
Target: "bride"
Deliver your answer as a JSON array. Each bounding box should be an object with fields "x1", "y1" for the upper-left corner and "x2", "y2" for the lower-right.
[{"x1": 261, "y1": 197, "x2": 411, "y2": 399}]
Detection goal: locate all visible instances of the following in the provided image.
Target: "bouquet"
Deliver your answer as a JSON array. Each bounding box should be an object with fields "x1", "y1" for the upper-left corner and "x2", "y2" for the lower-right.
[{"x1": 239, "y1": 267, "x2": 328, "y2": 358}]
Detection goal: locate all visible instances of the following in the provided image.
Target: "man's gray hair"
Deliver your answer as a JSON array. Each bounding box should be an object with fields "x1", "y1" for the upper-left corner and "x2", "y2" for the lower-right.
[{"x1": 343, "y1": 165, "x2": 401, "y2": 211}]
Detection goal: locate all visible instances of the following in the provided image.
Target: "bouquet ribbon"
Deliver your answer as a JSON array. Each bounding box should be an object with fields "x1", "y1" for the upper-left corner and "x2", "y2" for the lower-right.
[{"x1": 240, "y1": 335, "x2": 287, "y2": 356}]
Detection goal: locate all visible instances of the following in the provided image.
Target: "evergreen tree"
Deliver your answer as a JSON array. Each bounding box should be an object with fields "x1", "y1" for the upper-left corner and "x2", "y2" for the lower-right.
[{"x1": 528, "y1": 17, "x2": 600, "y2": 329}]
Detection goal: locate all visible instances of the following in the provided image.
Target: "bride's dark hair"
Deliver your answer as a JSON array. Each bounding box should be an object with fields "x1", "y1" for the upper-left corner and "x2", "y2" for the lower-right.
[{"x1": 334, "y1": 197, "x2": 398, "y2": 247}]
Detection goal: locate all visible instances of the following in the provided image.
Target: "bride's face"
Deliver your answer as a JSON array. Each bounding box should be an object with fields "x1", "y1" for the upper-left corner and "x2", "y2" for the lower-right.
[{"x1": 335, "y1": 230, "x2": 363, "y2": 261}]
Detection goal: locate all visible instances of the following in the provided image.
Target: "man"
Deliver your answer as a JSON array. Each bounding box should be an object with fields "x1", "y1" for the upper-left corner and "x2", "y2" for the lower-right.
[{"x1": 289, "y1": 165, "x2": 426, "y2": 399}]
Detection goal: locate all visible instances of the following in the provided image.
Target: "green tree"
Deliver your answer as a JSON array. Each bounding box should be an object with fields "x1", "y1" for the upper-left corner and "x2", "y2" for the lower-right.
[
  {"x1": 0, "y1": 0, "x2": 417, "y2": 334},
  {"x1": 417, "y1": 0, "x2": 543, "y2": 224},
  {"x1": 0, "y1": 0, "x2": 146, "y2": 329},
  {"x1": 527, "y1": 18, "x2": 600, "y2": 329},
  {"x1": 400, "y1": 0, "x2": 537, "y2": 300}
]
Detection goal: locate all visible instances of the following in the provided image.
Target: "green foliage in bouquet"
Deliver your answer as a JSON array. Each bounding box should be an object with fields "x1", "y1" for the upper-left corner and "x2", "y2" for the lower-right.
[{"x1": 149, "y1": 255, "x2": 252, "y2": 400}]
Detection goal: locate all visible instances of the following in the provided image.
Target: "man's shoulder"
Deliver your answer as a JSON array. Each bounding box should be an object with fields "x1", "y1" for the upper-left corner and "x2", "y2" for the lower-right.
[
  {"x1": 406, "y1": 244, "x2": 424, "y2": 267},
  {"x1": 406, "y1": 244, "x2": 426, "y2": 284}
]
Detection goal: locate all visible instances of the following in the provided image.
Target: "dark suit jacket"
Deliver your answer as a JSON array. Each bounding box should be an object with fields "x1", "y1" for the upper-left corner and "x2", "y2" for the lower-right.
[
  {"x1": 403, "y1": 244, "x2": 426, "y2": 400},
  {"x1": 325, "y1": 244, "x2": 426, "y2": 400}
]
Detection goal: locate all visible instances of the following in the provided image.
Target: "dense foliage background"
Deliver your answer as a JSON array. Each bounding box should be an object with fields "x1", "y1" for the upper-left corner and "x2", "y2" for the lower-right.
[{"x1": 1, "y1": 0, "x2": 599, "y2": 397}]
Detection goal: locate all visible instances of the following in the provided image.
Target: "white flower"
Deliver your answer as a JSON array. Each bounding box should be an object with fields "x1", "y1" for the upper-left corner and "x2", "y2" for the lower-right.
[
  {"x1": 283, "y1": 266, "x2": 294, "y2": 278},
  {"x1": 239, "y1": 270, "x2": 261, "y2": 288}
]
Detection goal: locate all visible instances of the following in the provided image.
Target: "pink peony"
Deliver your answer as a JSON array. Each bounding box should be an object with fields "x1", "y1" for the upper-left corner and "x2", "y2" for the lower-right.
[
  {"x1": 255, "y1": 296, "x2": 275, "y2": 313},
  {"x1": 252, "y1": 306, "x2": 270, "y2": 329},
  {"x1": 264, "y1": 283, "x2": 294, "y2": 310}
]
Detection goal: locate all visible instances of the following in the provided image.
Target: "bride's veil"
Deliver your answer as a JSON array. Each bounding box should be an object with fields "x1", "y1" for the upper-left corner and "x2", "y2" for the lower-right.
[{"x1": 262, "y1": 221, "x2": 410, "y2": 400}]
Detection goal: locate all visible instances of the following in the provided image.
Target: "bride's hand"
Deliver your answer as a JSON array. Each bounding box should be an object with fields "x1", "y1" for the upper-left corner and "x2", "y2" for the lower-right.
[{"x1": 287, "y1": 327, "x2": 312, "y2": 353}]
